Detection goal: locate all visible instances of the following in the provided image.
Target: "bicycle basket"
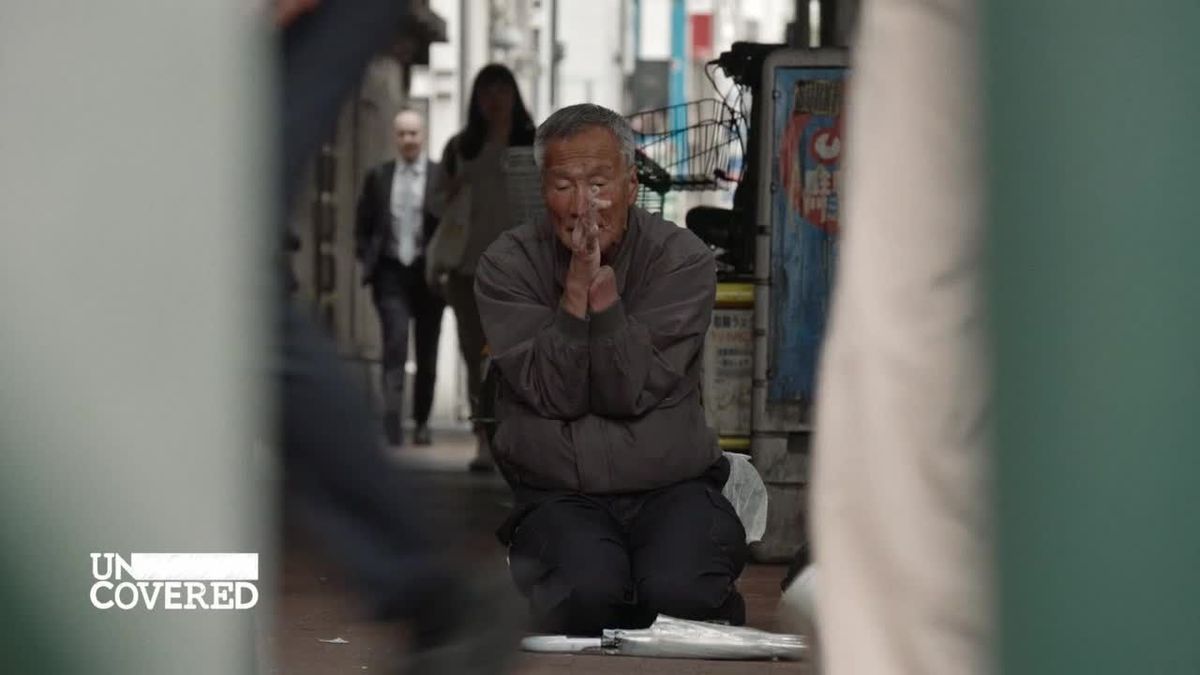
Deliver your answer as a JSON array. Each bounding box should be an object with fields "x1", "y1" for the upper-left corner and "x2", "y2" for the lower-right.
[{"x1": 627, "y1": 99, "x2": 745, "y2": 192}]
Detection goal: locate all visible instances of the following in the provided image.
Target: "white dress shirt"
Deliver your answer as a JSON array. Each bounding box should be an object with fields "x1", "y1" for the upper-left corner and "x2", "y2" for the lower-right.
[{"x1": 389, "y1": 156, "x2": 425, "y2": 265}]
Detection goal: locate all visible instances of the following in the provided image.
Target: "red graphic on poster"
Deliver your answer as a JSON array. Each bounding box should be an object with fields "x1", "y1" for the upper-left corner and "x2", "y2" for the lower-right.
[
  {"x1": 779, "y1": 114, "x2": 842, "y2": 235},
  {"x1": 810, "y1": 128, "x2": 841, "y2": 166}
]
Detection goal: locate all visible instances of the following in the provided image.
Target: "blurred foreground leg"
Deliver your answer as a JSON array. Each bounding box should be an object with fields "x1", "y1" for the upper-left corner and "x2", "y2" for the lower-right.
[
  {"x1": 810, "y1": 0, "x2": 991, "y2": 673},
  {"x1": 279, "y1": 302, "x2": 448, "y2": 619},
  {"x1": 277, "y1": 2, "x2": 520, "y2": 671}
]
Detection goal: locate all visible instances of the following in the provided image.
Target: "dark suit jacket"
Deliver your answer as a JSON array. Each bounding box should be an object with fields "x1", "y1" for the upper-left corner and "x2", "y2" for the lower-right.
[{"x1": 354, "y1": 158, "x2": 440, "y2": 285}]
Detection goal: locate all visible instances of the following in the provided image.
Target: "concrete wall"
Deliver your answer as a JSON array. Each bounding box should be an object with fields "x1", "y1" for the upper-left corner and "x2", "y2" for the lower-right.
[{"x1": 557, "y1": 0, "x2": 630, "y2": 112}]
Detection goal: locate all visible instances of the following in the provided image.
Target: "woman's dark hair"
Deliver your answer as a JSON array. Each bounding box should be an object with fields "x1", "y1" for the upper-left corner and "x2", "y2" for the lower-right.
[{"x1": 458, "y1": 63, "x2": 536, "y2": 161}]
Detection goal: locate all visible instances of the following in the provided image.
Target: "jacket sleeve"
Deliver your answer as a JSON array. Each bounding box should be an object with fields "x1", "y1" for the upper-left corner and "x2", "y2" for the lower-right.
[
  {"x1": 423, "y1": 160, "x2": 442, "y2": 243},
  {"x1": 354, "y1": 168, "x2": 375, "y2": 263},
  {"x1": 588, "y1": 242, "x2": 715, "y2": 418},
  {"x1": 427, "y1": 152, "x2": 453, "y2": 218},
  {"x1": 475, "y1": 241, "x2": 591, "y2": 420},
  {"x1": 427, "y1": 137, "x2": 460, "y2": 220},
  {"x1": 440, "y1": 135, "x2": 460, "y2": 177}
]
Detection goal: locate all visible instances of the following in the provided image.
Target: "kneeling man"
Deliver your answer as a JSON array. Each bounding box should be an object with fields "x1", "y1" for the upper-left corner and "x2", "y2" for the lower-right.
[{"x1": 475, "y1": 103, "x2": 746, "y2": 636}]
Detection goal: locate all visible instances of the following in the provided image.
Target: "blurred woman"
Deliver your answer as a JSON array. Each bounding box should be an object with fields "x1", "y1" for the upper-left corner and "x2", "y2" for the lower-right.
[{"x1": 438, "y1": 64, "x2": 536, "y2": 472}]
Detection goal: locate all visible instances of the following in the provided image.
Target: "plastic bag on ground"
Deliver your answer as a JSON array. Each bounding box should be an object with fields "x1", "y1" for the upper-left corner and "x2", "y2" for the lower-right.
[{"x1": 721, "y1": 452, "x2": 768, "y2": 543}]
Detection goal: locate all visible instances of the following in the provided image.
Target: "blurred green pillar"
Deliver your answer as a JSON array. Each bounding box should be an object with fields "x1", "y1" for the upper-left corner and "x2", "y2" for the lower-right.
[
  {"x1": 0, "y1": 2, "x2": 269, "y2": 673},
  {"x1": 986, "y1": 3, "x2": 1200, "y2": 673}
]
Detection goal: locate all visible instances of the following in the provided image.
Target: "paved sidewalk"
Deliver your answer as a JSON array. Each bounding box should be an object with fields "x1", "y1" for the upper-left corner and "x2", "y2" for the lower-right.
[{"x1": 272, "y1": 429, "x2": 811, "y2": 674}]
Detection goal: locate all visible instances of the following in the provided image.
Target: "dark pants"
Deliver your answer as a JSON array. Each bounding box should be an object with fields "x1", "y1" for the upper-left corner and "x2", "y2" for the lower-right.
[
  {"x1": 445, "y1": 272, "x2": 485, "y2": 420},
  {"x1": 371, "y1": 257, "x2": 444, "y2": 432},
  {"x1": 506, "y1": 478, "x2": 748, "y2": 636},
  {"x1": 278, "y1": 302, "x2": 451, "y2": 621}
]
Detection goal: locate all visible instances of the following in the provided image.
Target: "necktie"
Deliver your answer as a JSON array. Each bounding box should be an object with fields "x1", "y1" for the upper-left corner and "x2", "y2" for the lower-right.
[{"x1": 397, "y1": 164, "x2": 417, "y2": 265}]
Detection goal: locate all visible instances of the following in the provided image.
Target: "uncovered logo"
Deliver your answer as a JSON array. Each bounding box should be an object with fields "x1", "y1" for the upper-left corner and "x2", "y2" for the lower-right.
[{"x1": 90, "y1": 553, "x2": 259, "y2": 610}]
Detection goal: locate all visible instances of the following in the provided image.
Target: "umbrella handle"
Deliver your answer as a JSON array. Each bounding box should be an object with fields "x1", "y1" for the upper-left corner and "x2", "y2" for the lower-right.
[{"x1": 520, "y1": 635, "x2": 604, "y2": 654}]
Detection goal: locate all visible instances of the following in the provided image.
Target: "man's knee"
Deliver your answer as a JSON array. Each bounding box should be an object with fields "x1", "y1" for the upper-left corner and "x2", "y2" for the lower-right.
[
  {"x1": 508, "y1": 499, "x2": 640, "y2": 635},
  {"x1": 633, "y1": 483, "x2": 749, "y2": 624},
  {"x1": 637, "y1": 571, "x2": 745, "y2": 624},
  {"x1": 558, "y1": 569, "x2": 631, "y2": 634}
]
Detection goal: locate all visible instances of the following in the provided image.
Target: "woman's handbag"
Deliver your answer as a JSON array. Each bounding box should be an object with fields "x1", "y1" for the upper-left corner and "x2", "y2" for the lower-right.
[{"x1": 424, "y1": 181, "x2": 471, "y2": 289}]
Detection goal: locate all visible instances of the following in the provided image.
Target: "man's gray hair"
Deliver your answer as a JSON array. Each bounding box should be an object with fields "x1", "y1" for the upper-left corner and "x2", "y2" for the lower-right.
[{"x1": 534, "y1": 103, "x2": 636, "y2": 169}]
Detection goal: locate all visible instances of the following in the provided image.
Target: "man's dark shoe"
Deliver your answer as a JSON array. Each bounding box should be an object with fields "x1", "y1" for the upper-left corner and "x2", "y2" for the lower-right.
[
  {"x1": 412, "y1": 424, "x2": 432, "y2": 446},
  {"x1": 468, "y1": 456, "x2": 495, "y2": 473},
  {"x1": 467, "y1": 428, "x2": 495, "y2": 473},
  {"x1": 384, "y1": 412, "x2": 404, "y2": 447}
]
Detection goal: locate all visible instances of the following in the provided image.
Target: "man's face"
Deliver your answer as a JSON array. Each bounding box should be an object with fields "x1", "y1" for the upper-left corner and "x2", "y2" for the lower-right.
[
  {"x1": 393, "y1": 111, "x2": 424, "y2": 162},
  {"x1": 542, "y1": 126, "x2": 638, "y2": 258}
]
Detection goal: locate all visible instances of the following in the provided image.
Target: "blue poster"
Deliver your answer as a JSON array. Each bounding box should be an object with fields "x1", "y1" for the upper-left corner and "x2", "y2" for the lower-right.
[{"x1": 768, "y1": 67, "x2": 846, "y2": 403}]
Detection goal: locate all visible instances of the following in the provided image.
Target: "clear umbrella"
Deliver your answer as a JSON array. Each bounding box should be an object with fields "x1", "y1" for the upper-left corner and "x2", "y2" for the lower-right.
[{"x1": 521, "y1": 615, "x2": 807, "y2": 661}]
